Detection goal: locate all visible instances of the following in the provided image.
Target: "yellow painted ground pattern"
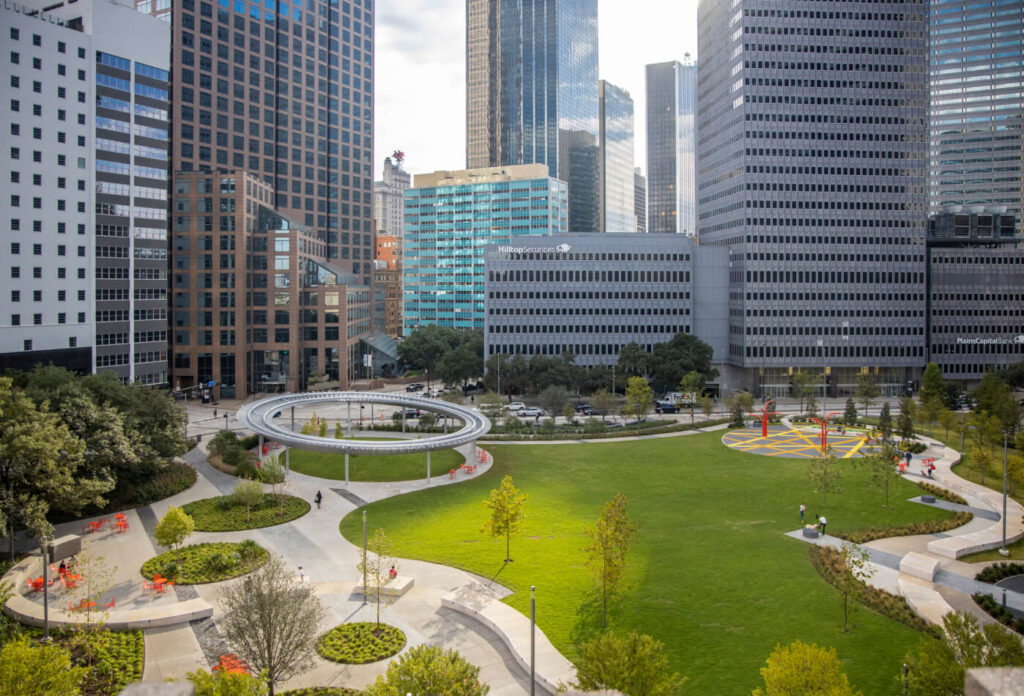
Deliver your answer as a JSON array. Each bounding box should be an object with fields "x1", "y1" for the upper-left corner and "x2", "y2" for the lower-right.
[{"x1": 722, "y1": 425, "x2": 881, "y2": 459}]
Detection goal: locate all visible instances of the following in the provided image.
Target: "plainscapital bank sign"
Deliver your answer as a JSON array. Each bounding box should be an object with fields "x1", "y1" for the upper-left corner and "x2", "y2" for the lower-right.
[
  {"x1": 956, "y1": 335, "x2": 1024, "y2": 345},
  {"x1": 498, "y1": 243, "x2": 572, "y2": 255}
]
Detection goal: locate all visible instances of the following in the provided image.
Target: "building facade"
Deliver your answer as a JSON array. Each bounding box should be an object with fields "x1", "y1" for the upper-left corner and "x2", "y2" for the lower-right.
[
  {"x1": 696, "y1": 0, "x2": 929, "y2": 397},
  {"x1": 483, "y1": 234, "x2": 728, "y2": 367},
  {"x1": 171, "y1": 170, "x2": 369, "y2": 397},
  {"x1": 599, "y1": 81, "x2": 635, "y2": 234},
  {"x1": 927, "y1": 207, "x2": 1024, "y2": 381},
  {"x1": 35, "y1": 0, "x2": 171, "y2": 386},
  {"x1": 0, "y1": 3, "x2": 95, "y2": 373},
  {"x1": 645, "y1": 60, "x2": 696, "y2": 236},
  {"x1": 403, "y1": 164, "x2": 568, "y2": 335},
  {"x1": 466, "y1": 0, "x2": 600, "y2": 232},
  {"x1": 634, "y1": 168, "x2": 647, "y2": 234},
  {"x1": 928, "y1": 0, "x2": 1023, "y2": 221},
  {"x1": 374, "y1": 155, "x2": 411, "y2": 239}
]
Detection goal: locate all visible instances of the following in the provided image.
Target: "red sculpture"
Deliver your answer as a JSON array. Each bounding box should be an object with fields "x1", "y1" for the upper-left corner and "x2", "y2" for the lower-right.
[
  {"x1": 808, "y1": 412, "x2": 842, "y2": 452},
  {"x1": 391, "y1": 149, "x2": 405, "y2": 163},
  {"x1": 749, "y1": 399, "x2": 780, "y2": 438}
]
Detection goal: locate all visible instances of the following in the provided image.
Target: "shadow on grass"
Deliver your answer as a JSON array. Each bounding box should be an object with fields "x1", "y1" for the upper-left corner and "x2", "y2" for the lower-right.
[{"x1": 568, "y1": 592, "x2": 617, "y2": 648}]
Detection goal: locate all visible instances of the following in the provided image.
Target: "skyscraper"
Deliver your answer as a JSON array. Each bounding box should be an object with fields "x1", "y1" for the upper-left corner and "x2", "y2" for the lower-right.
[
  {"x1": 928, "y1": 0, "x2": 1023, "y2": 220},
  {"x1": 465, "y1": 0, "x2": 600, "y2": 232},
  {"x1": 634, "y1": 168, "x2": 647, "y2": 234},
  {"x1": 599, "y1": 81, "x2": 635, "y2": 233},
  {"x1": 140, "y1": 0, "x2": 375, "y2": 282},
  {"x1": 374, "y1": 155, "x2": 411, "y2": 239},
  {"x1": 697, "y1": 0, "x2": 929, "y2": 397},
  {"x1": 645, "y1": 60, "x2": 696, "y2": 236}
]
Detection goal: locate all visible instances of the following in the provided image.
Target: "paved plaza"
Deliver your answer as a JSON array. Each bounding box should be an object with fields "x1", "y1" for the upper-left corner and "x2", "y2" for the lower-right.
[{"x1": 722, "y1": 424, "x2": 882, "y2": 459}]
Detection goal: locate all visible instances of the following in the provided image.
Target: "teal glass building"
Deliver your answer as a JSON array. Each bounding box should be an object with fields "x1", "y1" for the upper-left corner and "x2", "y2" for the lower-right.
[{"x1": 402, "y1": 165, "x2": 568, "y2": 335}]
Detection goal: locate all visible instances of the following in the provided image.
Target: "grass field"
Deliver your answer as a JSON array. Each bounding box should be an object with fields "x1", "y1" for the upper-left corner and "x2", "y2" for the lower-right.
[
  {"x1": 341, "y1": 430, "x2": 951, "y2": 694},
  {"x1": 288, "y1": 438, "x2": 464, "y2": 482}
]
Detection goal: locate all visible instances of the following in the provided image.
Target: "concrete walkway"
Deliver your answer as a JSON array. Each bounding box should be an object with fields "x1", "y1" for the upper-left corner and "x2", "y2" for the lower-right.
[{"x1": 786, "y1": 432, "x2": 1024, "y2": 629}]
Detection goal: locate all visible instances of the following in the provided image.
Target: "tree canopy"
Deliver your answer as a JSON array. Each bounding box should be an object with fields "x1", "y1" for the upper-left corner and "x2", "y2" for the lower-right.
[
  {"x1": 752, "y1": 640, "x2": 860, "y2": 696},
  {"x1": 398, "y1": 326, "x2": 481, "y2": 373}
]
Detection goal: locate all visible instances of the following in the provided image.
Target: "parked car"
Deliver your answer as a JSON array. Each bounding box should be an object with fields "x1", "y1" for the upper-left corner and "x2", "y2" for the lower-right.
[
  {"x1": 505, "y1": 401, "x2": 526, "y2": 412},
  {"x1": 655, "y1": 401, "x2": 678, "y2": 414},
  {"x1": 405, "y1": 383, "x2": 424, "y2": 392},
  {"x1": 575, "y1": 402, "x2": 594, "y2": 415},
  {"x1": 519, "y1": 407, "x2": 545, "y2": 417},
  {"x1": 400, "y1": 408, "x2": 422, "y2": 418}
]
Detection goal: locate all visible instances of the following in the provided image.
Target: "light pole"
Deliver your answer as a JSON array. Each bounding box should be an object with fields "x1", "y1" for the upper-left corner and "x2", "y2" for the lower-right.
[
  {"x1": 362, "y1": 510, "x2": 368, "y2": 602},
  {"x1": 1000, "y1": 431, "x2": 1009, "y2": 556},
  {"x1": 530, "y1": 585, "x2": 536, "y2": 696},
  {"x1": 41, "y1": 534, "x2": 52, "y2": 642},
  {"x1": 960, "y1": 409, "x2": 965, "y2": 454}
]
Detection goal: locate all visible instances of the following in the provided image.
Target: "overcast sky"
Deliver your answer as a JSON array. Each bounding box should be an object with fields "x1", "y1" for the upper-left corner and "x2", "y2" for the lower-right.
[{"x1": 373, "y1": 0, "x2": 700, "y2": 180}]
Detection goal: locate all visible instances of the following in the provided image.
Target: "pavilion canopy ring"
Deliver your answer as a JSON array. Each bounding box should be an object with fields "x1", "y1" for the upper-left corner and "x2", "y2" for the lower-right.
[{"x1": 237, "y1": 391, "x2": 491, "y2": 456}]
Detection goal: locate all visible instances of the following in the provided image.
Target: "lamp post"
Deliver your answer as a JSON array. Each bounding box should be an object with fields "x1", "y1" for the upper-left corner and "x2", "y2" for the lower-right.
[
  {"x1": 960, "y1": 409, "x2": 965, "y2": 454},
  {"x1": 362, "y1": 510, "x2": 368, "y2": 602},
  {"x1": 530, "y1": 585, "x2": 536, "y2": 696},
  {"x1": 41, "y1": 533, "x2": 52, "y2": 643},
  {"x1": 1000, "y1": 431, "x2": 1009, "y2": 556}
]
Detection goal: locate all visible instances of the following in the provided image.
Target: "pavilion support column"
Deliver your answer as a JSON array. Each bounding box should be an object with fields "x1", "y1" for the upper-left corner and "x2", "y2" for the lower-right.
[
  {"x1": 345, "y1": 453, "x2": 350, "y2": 484},
  {"x1": 258, "y1": 434, "x2": 264, "y2": 464},
  {"x1": 427, "y1": 451, "x2": 431, "y2": 485}
]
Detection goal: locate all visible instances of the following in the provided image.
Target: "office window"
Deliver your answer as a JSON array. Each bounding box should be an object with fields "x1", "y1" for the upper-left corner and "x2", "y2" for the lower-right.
[{"x1": 23, "y1": 339, "x2": 31, "y2": 351}]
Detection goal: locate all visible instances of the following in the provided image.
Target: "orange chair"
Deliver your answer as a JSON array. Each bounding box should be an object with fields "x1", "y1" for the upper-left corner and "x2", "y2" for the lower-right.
[
  {"x1": 142, "y1": 580, "x2": 153, "y2": 593},
  {"x1": 104, "y1": 597, "x2": 116, "y2": 610},
  {"x1": 67, "y1": 601, "x2": 78, "y2": 612}
]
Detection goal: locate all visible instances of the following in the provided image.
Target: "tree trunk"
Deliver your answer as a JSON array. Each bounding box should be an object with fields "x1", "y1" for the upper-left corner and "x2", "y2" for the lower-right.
[
  {"x1": 505, "y1": 532, "x2": 510, "y2": 563},
  {"x1": 843, "y1": 592, "x2": 848, "y2": 633}
]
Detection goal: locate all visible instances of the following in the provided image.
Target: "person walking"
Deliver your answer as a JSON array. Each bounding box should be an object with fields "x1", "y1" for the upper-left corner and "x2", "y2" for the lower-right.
[
  {"x1": 314, "y1": 490, "x2": 323, "y2": 509},
  {"x1": 800, "y1": 503, "x2": 806, "y2": 522},
  {"x1": 818, "y1": 515, "x2": 828, "y2": 535}
]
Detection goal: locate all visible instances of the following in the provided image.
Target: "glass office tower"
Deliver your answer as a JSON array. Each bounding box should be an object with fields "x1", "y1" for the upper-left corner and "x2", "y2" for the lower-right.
[
  {"x1": 599, "y1": 80, "x2": 635, "y2": 233},
  {"x1": 645, "y1": 60, "x2": 697, "y2": 236},
  {"x1": 467, "y1": 0, "x2": 600, "y2": 232},
  {"x1": 928, "y1": 0, "x2": 1023, "y2": 220}
]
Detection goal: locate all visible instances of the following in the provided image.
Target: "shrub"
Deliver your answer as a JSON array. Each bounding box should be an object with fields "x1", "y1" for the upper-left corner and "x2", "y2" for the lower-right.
[
  {"x1": 809, "y1": 546, "x2": 937, "y2": 636},
  {"x1": 239, "y1": 434, "x2": 260, "y2": 450},
  {"x1": 834, "y1": 511, "x2": 973, "y2": 544},
  {"x1": 316, "y1": 622, "x2": 406, "y2": 664},
  {"x1": 915, "y1": 480, "x2": 967, "y2": 506},
  {"x1": 583, "y1": 417, "x2": 607, "y2": 435},
  {"x1": 208, "y1": 429, "x2": 239, "y2": 458},
  {"x1": 203, "y1": 551, "x2": 239, "y2": 574},
  {"x1": 975, "y1": 562, "x2": 1024, "y2": 585},
  {"x1": 222, "y1": 442, "x2": 249, "y2": 469},
  {"x1": 142, "y1": 542, "x2": 268, "y2": 584},
  {"x1": 973, "y1": 593, "x2": 1024, "y2": 635},
  {"x1": 280, "y1": 689, "x2": 362, "y2": 696},
  {"x1": 103, "y1": 459, "x2": 197, "y2": 511},
  {"x1": 237, "y1": 539, "x2": 262, "y2": 561},
  {"x1": 900, "y1": 440, "x2": 927, "y2": 454}
]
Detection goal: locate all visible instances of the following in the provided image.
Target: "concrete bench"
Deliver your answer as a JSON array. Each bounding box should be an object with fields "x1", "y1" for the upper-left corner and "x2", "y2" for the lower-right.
[
  {"x1": 354, "y1": 576, "x2": 414, "y2": 598},
  {"x1": 899, "y1": 552, "x2": 941, "y2": 582},
  {"x1": 898, "y1": 575, "x2": 955, "y2": 626},
  {"x1": 442, "y1": 585, "x2": 576, "y2": 695},
  {"x1": 4, "y1": 594, "x2": 213, "y2": 630}
]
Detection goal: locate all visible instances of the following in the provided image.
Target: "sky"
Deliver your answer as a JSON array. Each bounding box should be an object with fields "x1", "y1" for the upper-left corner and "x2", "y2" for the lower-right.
[{"x1": 373, "y1": 0, "x2": 700, "y2": 181}]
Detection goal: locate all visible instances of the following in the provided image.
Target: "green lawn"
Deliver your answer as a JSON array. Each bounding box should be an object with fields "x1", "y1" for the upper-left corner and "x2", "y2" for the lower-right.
[
  {"x1": 288, "y1": 439, "x2": 464, "y2": 482},
  {"x1": 182, "y1": 494, "x2": 309, "y2": 531},
  {"x1": 341, "y1": 431, "x2": 951, "y2": 695}
]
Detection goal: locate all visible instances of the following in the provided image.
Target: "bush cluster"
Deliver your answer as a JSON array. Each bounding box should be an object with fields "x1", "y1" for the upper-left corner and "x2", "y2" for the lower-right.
[
  {"x1": 182, "y1": 494, "x2": 310, "y2": 531},
  {"x1": 915, "y1": 480, "x2": 967, "y2": 506},
  {"x1": 141, "y1": 541, "x2": 268, "y2": 584},
  {"x1": 809, "y1": 546, "x2": 938, "y2": 636},
  {"x1": 103, "y1": 459, "x2": 197, "y2": 512},
  {"x1": 280, "y1": 689, "x2": 362, "y2": 696},
  {"x1": 900, "y1": 440, "x2": 928, "y2": 454},
  {"x1": 973, "y1": 593, "x2": 1024, "y2": 635},
  {"x1": 975, "y1": 562, "x2": 1024, "y2": 585},
  {"x1": 316, "y1": 622, "x2": 406, "y2": 664},
  {"x1": 480, "y1": 417, "x2": 731, "y2": 442},
  {"x1": 834, "y1": 511, "x2": 973, "y2": 544}
]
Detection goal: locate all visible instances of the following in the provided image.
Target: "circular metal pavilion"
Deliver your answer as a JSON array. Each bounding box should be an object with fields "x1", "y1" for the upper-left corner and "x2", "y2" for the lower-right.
[{"x1": 236, "y1": 391, "x2": 491, "y2": 455}]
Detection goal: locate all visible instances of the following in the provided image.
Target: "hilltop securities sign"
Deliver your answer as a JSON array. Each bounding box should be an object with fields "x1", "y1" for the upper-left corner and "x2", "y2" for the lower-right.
[
  {"x1": 497, "y1": 244, "x2": 572, "y2": 255},
  {"x1": 956, "y1": 335, "x2": 1024, "y2": 346}
]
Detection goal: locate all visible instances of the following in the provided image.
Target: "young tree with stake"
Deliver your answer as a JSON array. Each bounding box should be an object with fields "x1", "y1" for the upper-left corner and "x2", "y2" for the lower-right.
[
  {"x1": 481, "y1": 475, "x2": 526, "y2": 563},
  {"x1": 583, "y1": 494, "x2": 637, "y2": 628},
  {"x1": 358, "y1": 527, "x2": 398, "y2": 627}
]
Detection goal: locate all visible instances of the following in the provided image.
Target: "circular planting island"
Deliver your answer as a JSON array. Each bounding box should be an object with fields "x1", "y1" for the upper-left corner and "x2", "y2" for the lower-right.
[
  {"x1": 316, "y1": 621, "x2": 406, "y2": 664},
  {"x1": 288, "y1": 441, "x2": 464, "y2": 482},
  {"x1": 181, "y1": 494, "x2": 310, "y2": 531},
  {"x1": 141, "y1": 541, "x2": 268, "y2": 584}
]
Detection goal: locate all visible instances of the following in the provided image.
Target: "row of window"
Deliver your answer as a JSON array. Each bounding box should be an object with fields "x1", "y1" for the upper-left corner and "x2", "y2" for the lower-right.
[
  {"x1": 9, "y1": 243, "x2": 86, "y2": 257},
  {"x1": 10, "y1": 266, "x2": 85, "y2": 280},
  {"x1": 10, "y1": 312, "x2": 86, "y2": 325}
]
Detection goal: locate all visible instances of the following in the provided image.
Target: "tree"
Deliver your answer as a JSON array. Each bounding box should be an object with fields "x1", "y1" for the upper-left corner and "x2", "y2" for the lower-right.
[
  {"x1": 843, "y1": 398, "x2": 858, "y2": 426},
  {"x1": 973, "y1": 372, "x2": 1021, "y2": 434},
  {"x1": 836, "y1": 542, "x2": 874, "y2": 633},
  {"x1": 727, "y1": 391, "x2": 755, "y2": 428},
  {"x1": 477, "y1": 391, "x2": 503, "y2": 420},
  {"x1": 699, "y1": 394, "x2": 715, "y2": 421},
  {"x1": 938, "y1": 407, "x2": 958, "y2": 442},
  {"x1": 624, "y1": 376, "x2": 654, "y2": 423},
  {"x1": 854, "y1": 373, "x2": 880, "y2": 418},
  {"x1": 617, "y1": 342, "x2": 650, "y2": 381},
  {"x1": 188, "y1": 669, "x2": 268, "y2": 696},
  {"x1": 678, "y1": 371, "x2": 704, "y2": 424},
  {"x1": 752, "y1": 640, "x2": 860, "y2": 696},
  {"x1": 898, "y1": 397, "x2": 916, "y2": 440},
  {"x1": 919, "y1": 362, "x2": 946, "y2": 408},
  {"x1": 791, "y1": 372, "x2": 818, "y2": 414},
  {"x1": 397, "y1": 325, "x2": 475, "y2": 373},
  {"x1": 583, "y1": 494, "x2": 637, "y2": 628},
  {"x1": 870, "y1": 444, "x2": 900, "y2": 508},
  {"x1": 363, "y1": 644, "x2": 489, "y2": 696},
  {"x1": 233, "y1": 479, "x2": 265, "y2": 523},
  {"x1": 561, "y1": 401, "x2": 576, "y2": 425},
  {"x1": 481, "y1": 475, "x2": 526, "y2": 563},
  {"x1": 0, "y1": 385, "x2": 108, "y2": 558},
  {"x1": 591, "y1": 389, "x2": 616, "y2": 424},
  {"x1": 538, "y1": 386, "x2": 570, "y2": 421},
  {"x1": 804, "y1": 393, "x2": 819, "y2": 420},
  {"x1": 155, "y1": 505, "x2": 195, "y2": 568},
  {"x1": 904, "y1": 611, "x2": 1024, "y2": 696},
  {"x1": 567, "y1": 630, "x2": 685, "y2": 696},
  {"x1": 807, "y1": 454, "x2": 843, "y2": 505},
  {"x1": 359, "y1": 527, "x2": 398, "y2": 627},
  {"x1": 436, "y1": 336, "x2": 484, "y2": 388},
  {"x1": 219, "y1": 555, "x2": 324, "y2": 696},
  {"x1": 972, "y1": 446, "x2": 993, "y2": 486},
  {"x1": 0, "y1": 638, "x2": 88, "y2": 696},
  {"x1": 878, "y1": 402, "x2": 893, "y2": 441},
  {"x1": 918, "y1": 397, "x2": 942, "y2": 436}
]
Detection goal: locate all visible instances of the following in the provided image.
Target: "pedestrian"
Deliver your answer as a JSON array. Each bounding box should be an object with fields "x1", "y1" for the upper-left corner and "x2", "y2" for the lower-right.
[
  {"x1": 298, "y1": 566, "x2": 304, "y2": 581},
  {"x1": 470, "y1": 395, "x2": 474, "y2": 403},
  {"x1": 819, "y1": 515, "x2": 828, "y2": 535},
  {"x1": 213, "y1": 408, "x2": 218, "y2": 418},
  {"x1": 800, "y1": 503, "x2": 806, "y2": 522},
  {"x1": 314, "y1": 490, "x2": 322, "y2": 509}
]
